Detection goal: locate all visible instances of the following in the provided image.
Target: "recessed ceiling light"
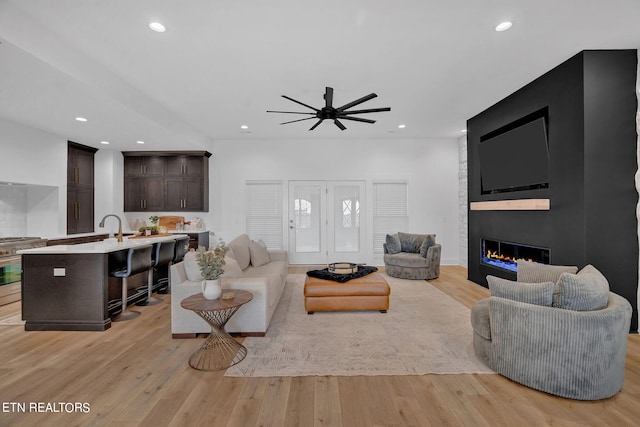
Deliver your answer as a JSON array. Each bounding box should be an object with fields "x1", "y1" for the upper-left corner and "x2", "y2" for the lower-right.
[
  {"x1": 240, "y1": 125, "x2": 249, "y2": 130},
  {"x1": 75, "y1": 117, "x2": 87, "y2": 122},
  {"x1": 149, "y1": 22, "x2": 166, "y2": 33},
  {"x1": 100, "y1": 141, "x2": 110, "y2": 145},
  {"x1": 495, "y1": 21, "x2": 513, "y2": 32},
  {"x1": 136, "y1": 140, "x2": 145, "y2": 144},
  {"x1": 398, "y1": 124, "x2": 406, "y2": 129}
]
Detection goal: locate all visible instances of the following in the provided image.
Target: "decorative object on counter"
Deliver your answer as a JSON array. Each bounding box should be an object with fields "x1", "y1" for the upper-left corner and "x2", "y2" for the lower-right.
[
  {"x1": 222, "y1": 291, "x2": 235, "y2": 300},
  {"x1": 139, "y1": 226, "x2": 158, "y2": 236},
  {"x1": 190, "y1": 217, "x2": 205, "y2": 231},
  {"x1": 129, "y1": 218, "x2": 146, "y2": 232},
  {"x1": 194, "y1": 239, "x2": 229, "y2": 300}
]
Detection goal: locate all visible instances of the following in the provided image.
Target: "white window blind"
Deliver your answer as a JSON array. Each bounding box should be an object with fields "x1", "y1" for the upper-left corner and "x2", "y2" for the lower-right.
[
  {"x1": 246, "y1": 181, "x2": 283, "y2": 249},
  {"x1": 372, "y1": 181, "x2": 409, "y2": 254}
]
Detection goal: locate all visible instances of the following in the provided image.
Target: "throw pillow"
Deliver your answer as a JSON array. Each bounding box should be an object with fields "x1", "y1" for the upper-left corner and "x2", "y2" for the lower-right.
[
  {"x1": 516, "y1": 260, "x2": 578, "y2": 284},
  {"x1": 221, "y1": 256, "x2": 243, "y2": 278},
  {"x1": 398, "y1": 232, "x2": 426, "y2": 253},
  {"x1": 553, "y1": 264, "x2": 609, "y2": 311},
  {"x1": 419, "y1": 234, "x2": 436, "y2": 257},
  {"x1": 487, "y1": 275, "x2": 554, "y2": 306},
  {"x1": 249, "y1": 239, "x2": 270, "y2": 267},
  {"x1": 183, "y1": 251, "x2": 203, "y2": 282},
  {"x1": 385, "y1": 234, "x2": 402, "y2": 254},
  {"x1": 228, "y1": 234, "x2": 251, "y2": 270},
  {"x1": 226, "y1": 247, "x2": 236, "y2": 261}
]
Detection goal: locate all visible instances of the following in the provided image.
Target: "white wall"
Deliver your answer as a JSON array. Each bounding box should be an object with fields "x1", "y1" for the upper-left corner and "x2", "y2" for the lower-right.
[
  {"x1": 211, "y1": 138, "x2": 460, "y2": 265},
  {"x1": 0, "y1": 118, "x2": 65, "y2": 237}
]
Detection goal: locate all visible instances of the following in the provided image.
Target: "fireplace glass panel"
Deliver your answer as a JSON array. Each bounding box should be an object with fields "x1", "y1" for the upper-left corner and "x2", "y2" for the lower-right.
[{"x1": 481, "y1": 239, "x2": 550, "y2": 272}]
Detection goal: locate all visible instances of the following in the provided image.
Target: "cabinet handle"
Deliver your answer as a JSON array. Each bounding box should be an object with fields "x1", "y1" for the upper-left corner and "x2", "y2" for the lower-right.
[
  {"x1": 140, "y1": 200, "x2": 144, "y2": 209},
  {"x1": 75, "y1": 202, "x2": 79, "y2": 220},
  {"x1": 144, "y1": 200, "x2": 147, "y2": 209}
]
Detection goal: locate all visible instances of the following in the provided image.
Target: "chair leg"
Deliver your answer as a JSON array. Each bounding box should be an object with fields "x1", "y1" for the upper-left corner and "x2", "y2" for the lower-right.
[
  {"x1": 138, "y1": 267, "x2": 163, "y2": 306},
  {"x1": 112, "y1": 277, "x2": 141, "y2": 321}
]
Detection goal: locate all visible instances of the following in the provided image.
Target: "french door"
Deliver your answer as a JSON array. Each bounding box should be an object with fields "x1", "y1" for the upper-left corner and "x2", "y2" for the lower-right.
[{"x1": 288, "y1": 181, "x2": 366, "y2": 264}]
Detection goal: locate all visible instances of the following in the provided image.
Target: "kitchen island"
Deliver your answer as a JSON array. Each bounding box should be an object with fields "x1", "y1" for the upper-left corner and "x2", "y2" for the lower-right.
[{"x1": 18, "y1": 234, "x2": 188, "y2": 331}]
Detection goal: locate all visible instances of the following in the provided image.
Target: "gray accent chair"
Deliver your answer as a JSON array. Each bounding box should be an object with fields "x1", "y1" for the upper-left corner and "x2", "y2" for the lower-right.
[
  {"x1": 383, "y1": 232, "x2": 441, "y2": 280},
  {"x1": 471, "y1": 261, "x2": 632, "y2": 400}
]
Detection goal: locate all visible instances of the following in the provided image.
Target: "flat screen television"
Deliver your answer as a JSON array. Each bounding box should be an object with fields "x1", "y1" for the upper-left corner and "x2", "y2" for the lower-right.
[{"x1": 478, "y1": 113, "x2": 549, "y2": 194}]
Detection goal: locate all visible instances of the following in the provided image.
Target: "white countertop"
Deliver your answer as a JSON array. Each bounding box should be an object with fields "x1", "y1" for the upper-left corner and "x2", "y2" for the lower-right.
[
  {"x1": 18, "y1": 234, "x2": 189, "y2": 255},
  {"x1": 168, "y1": 229, "x2": 209, "y2": 234}
]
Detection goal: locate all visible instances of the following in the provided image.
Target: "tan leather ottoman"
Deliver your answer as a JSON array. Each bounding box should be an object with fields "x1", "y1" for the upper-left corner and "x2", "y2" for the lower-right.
[{"x1": 304, "y1": 272, "x2": 390, "y2": 314}]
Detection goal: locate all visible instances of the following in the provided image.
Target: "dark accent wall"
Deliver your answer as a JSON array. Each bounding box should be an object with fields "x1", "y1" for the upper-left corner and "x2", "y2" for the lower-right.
[{"x1": 467, "y1": 50, "x2": 638, "y2": 332}]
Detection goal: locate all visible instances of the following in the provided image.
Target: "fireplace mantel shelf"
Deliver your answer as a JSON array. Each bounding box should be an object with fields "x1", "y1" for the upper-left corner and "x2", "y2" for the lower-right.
[{"x1": 470, "y1": 199, "x2": 550, "y2": 211}]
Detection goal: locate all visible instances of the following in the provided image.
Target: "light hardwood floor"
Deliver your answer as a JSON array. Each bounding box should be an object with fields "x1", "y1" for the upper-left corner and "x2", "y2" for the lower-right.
[{"x1": 1, "y1": 266, "x2": 638, "y2": 426}]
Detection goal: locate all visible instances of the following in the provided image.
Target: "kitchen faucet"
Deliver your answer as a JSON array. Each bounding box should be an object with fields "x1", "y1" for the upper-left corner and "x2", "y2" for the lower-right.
[{"x1": 99, "y1": 214, "x2": 123, "y2": 242}]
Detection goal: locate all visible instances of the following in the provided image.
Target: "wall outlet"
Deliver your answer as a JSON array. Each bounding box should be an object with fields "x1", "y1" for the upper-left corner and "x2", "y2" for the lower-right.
[{"x1": 53, "y1": 268, "x2": 66, "y2": 277}]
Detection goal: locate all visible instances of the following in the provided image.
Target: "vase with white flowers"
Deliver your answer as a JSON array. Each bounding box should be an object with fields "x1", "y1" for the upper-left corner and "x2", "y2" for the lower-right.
[{"x1": 194, "y1": 240, "x2": 228, "y2": 300}]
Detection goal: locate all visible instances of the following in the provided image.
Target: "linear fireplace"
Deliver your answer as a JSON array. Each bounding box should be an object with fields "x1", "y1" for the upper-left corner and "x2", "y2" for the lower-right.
[{"x1": 481, "y1": 239, "x2": 550, "y2": 272}]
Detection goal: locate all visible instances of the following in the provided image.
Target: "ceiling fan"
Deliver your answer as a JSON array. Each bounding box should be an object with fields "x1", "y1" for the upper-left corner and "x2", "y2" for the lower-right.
[{"x1": 267, "y1": 86, "x2": 391, "y2": 131}]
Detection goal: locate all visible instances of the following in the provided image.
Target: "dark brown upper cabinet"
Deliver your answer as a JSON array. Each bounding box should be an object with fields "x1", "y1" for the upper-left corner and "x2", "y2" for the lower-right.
[
  {"x1": 122, "y1": 151, "x2": 211, "y2": 212},
  {"x1": 67, "y1": 141, "x2": 98, "y2": 234}
]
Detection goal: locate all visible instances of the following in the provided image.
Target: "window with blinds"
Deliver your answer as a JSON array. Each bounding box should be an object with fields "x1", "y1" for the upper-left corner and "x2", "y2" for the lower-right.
[
  {"x1": 372, "y1": 181, "x2": 409, "y2": 254},
  {"x1": 246, "y1": 181, "x2": 283, "y2": 249}
]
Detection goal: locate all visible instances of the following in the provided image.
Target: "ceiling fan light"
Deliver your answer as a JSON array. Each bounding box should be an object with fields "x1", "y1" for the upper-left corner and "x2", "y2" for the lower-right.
[
  {"x1": 149, "y1": 22, "x2": 166, "y2": 33},
  {"x1": 495, "y1": 21, "x2": 512, "y2": 32}
]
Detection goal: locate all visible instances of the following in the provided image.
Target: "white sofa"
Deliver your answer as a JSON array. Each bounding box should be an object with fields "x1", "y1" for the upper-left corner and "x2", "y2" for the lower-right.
[{"x1": 170, "y1": 234, "x2": 288, "y2": 337}]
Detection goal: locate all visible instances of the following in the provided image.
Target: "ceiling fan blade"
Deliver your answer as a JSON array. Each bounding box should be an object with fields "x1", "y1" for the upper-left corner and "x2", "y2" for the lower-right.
[
  {"x1": 309, "y1": 119, "x2": 324, "y2": 131},
  {"x1": 324, "y1": 87, "x2": 334, "y2": 108},
  {"x1": 281, "y1": 117, "x2": 317, "y2": 125},
  {"x1": 337, "y1": 93, "x2": 377, "y2": 112},
  {"x1": 334, "y1": 119, "x2": 347, "y2": 130},
  {"x1": 340, "y1": 107, "x2": 391, "y2": 115},
  {"x1": 338, "y1": 116, "x2": 376, "y2": 124},
  {"x1": 267, "y1": 110, "x2": 316, "y2": 115},
  {"x1": 282, "y1": 95, "x2": 319, "y2": 112}
]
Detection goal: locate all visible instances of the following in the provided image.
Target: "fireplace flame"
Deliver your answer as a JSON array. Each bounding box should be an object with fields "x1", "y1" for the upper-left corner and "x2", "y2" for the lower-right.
[{"x1": 486, "y1": 250, "x2": 533, "y2": 264}]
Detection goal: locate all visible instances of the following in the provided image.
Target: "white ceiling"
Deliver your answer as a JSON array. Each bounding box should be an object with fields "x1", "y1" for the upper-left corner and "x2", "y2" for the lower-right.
[{"x1": 0, "y1": 0, "x2": 638, "y2": 152}]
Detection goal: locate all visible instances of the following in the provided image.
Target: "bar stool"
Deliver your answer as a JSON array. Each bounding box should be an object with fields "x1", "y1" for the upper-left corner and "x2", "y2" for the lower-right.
[
  {"x1": 110, "y1": 244, "x2": 153, "y2": 322},
  {"x1": 138, "y1": 240, "x2": 176, "y2": 306},
  {"x1": 173, "y1": 236, "x2": 191, "y2": 263}
]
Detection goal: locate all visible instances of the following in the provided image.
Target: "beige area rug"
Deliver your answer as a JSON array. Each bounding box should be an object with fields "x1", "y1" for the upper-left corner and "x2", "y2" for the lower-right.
[
  {"x1": 225, "y1": 274, "x2": 494, "y2": 377},
  {"x1": 0, "y1": 314, "x2": 25, "y2": 326}
]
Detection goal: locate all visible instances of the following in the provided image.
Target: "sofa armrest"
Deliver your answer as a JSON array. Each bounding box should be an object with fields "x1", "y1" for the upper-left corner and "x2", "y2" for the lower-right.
[
  {"x1": 489, "y1": 293, "x2": 631, "y2": 399},
  {"x1": 267, "y1": 249, "x2": 288, "y2": 263}
]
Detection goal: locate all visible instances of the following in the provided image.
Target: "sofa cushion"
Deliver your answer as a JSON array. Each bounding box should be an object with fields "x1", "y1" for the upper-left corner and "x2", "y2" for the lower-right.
[
  {"x1": 554, "y1": 264, "x2": 609, "y2": 311},
  {"x1": 385, "y1": 234, "x2": 402, "y2": 254},
  {"x1": 228, "y1": 234, "x2": 251, "y2": 270},
  {"x1": 488, "y1": 275, "x2": 554, "y2": 306},
  {"x1": 470, "y1": 298, "x2": 491, "y2": 340},
  {"x1": 398, "y1": 232, "x2": 426, "y2": 253},
  {"x1": 222, "y1": 256, "x2": 243, "y2": 278},
  {"x1": 419, "y1": 234, "x2": 436, "y2": 257},
  {"x1": 183, "y1": 251, "x2": 203, "y2": 282},
  {"x1": 517, "y1": 260, "x2": 578, "y2": 284},
  {"x1": 250, "y1": 239, "x2": 270, "y2": 267}
]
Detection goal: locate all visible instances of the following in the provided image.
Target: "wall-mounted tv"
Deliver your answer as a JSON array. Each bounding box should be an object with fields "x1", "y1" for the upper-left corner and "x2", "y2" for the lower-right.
[{"x1": 478, "y1": 110, "x2": 549, "y2": 194}]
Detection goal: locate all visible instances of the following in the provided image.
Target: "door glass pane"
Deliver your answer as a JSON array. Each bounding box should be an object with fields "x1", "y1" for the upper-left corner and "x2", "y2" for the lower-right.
[
  {"x1": 294, "y1": 185, "x2": 321, "y2": 253},
  {"x1": 334, "y1": 185, "x2": 360, "y2": 253}
]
